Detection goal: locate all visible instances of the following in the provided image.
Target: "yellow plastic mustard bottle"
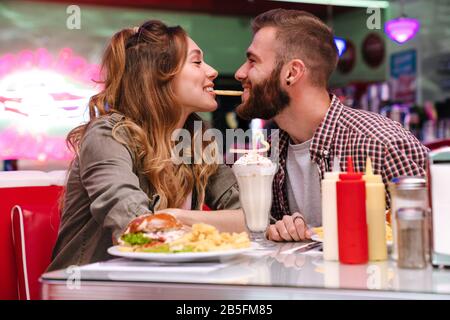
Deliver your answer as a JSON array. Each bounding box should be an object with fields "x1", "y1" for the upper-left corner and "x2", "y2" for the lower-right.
[{"x1": 363, "y1": 157, "x2": 388, "y2": 261}]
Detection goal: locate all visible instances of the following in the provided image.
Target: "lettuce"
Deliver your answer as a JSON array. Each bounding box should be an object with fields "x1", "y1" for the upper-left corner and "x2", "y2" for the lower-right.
[
  {"x1": 140, "y1": 244, "x2": 195, "y2": 253},
  {"x1": 121, "y1": 232, "x2": 151, "y2": 245},
  {"x1": 121, "y1": 234, "x2": 196, "y2": 254},
  {"x1": 173, "y1": 245, "x2": 194, "y2": 253}
]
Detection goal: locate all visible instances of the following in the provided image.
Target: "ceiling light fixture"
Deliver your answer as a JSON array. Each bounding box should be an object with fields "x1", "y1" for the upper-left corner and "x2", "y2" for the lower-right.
[{"x1": 384, "y1": 0, "x2": 420, "y2": 44}]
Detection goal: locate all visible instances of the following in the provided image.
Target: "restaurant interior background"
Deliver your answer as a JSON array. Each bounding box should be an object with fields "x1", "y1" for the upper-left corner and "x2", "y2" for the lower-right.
[
  {"x1": 1, "y1": 0, "x2": 450, "y2": 172},
  {"x1": 1, "y1": 0, "x2": 450, "y2": 300}
]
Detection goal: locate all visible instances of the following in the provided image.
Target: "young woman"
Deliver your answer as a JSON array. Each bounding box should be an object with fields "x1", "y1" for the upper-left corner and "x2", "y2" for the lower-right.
[{"x1": 48, "y1": 20, "x2": 245, "y2": 271}]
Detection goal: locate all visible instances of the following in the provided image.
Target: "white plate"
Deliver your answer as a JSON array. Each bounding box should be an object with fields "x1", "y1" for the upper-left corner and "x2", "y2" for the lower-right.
[{"x1": 107, "y1": 244, "x2": 256, "y2": 263}]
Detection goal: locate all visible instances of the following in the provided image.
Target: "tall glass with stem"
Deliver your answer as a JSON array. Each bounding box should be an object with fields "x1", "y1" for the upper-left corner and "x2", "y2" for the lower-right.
[{"x1": 231, "y1": 132, "x2": 277, "y2": 248}]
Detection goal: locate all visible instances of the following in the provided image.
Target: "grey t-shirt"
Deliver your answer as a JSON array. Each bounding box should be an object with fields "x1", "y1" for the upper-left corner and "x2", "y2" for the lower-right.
[{"x1": 286, "y1": 139, "x2": 322, "y2": 227}]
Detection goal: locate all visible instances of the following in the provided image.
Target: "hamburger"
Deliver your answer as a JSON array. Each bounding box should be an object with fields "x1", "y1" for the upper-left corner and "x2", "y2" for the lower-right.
[{"x1": 119, "y1": 213, "x2": 187, "y2": 252}]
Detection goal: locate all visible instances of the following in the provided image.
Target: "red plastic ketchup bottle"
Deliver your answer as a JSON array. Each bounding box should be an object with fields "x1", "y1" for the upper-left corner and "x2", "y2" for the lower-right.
[{"x1": 336, "y1": 156, "x2": 368, "y2": 264}]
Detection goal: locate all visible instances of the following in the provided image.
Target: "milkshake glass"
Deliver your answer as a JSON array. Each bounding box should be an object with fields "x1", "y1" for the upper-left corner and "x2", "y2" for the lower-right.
[{"x1": 232, "y1": 152, "x2": 277, "y2": 246}]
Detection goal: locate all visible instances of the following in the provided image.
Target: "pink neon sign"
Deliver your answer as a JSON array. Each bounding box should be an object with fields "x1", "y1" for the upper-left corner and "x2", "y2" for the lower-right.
[
  {"x1": 0, "y1": 48, "x2": 101, "y2": 161},
  {"x1": 0, "y1": 47, "x2": 101, "y2": 85}
]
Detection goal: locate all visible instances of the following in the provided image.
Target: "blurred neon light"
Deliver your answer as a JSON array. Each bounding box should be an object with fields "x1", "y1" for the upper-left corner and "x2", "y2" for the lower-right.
[
  {"x1": 385, "y1": 17, "x2": 420, "y2": 44},
  {"x1": 0, "y1": 47, "x2": 101, "y2": 84},
  {"x1": 0, "y1": 48, "x2": 101, "y2": 161},
  {"x1": 334, "y1": 37, "x2": 347, "y2": 57}
]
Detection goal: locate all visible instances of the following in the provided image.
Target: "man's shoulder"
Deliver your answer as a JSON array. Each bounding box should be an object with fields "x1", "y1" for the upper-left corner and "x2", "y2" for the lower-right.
[{"x1": 337, "y1": 105, "x2": 417, "y2": 146}]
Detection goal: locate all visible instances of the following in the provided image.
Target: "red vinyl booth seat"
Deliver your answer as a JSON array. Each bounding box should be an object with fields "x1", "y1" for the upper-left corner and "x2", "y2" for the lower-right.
[
  {"x1": 11, "y1": 204, "x2": 60, "y2": 300},
  {"x1": 0, "y1": 170, "x2": 208, "y2": 300},
  {"x1": 425, "y1": 139, "x2": 450, "y2": 150},
  {"x1": 0, "y1": 171, "x2": 65, "y2": 300}
]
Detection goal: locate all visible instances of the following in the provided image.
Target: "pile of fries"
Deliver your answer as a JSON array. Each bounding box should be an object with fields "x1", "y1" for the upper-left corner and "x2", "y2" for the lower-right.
[
  {"x1": 169, "y1": 223, "x2": 251, "y2": 252},
  {"x1": 312, "y1": 223, "x2": 393, "y2": 243}
]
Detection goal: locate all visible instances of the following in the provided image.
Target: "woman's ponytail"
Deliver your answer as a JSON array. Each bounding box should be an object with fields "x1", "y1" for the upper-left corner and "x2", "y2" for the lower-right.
[{"x1": 90, "y1": 28, "x2": 135, "y2": 116}]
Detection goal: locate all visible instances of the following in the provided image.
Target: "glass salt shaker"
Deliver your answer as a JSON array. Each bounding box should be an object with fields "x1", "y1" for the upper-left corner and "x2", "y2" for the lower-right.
[
  {"x1": 389, "y1": 176, "x2": 429, "y2": 261},
  {"x1": 396, "y1": 207, "x2": 427, "y2": 269}
]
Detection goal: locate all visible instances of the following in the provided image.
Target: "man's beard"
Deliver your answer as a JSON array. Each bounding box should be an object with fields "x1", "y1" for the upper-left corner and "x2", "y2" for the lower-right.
[{"x1": 235, "y1": 63, "x2": 290, "y2": 120}]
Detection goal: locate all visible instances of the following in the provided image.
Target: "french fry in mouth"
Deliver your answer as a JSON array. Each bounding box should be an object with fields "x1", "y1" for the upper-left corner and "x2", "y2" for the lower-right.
[{"x1": 213, "y1": 90, "x2": 243, "y2": 96}]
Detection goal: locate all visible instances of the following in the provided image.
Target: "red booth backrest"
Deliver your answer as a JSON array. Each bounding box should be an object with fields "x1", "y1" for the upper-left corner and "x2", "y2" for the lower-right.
[
  {"x1": 425, "y1": 139, "x2": 450, "y2": 151},
  {"x1": 0, "y1": 170, "x2": 65, "y2": 300},
  {"x1": 11, "y1": 204, "x2": 60, "y2": 300}
]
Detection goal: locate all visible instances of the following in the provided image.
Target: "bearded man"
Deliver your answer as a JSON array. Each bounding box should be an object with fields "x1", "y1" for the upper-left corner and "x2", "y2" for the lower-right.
[{"x1": 234, "y1": 9, "x2": 429, "y2": 242}]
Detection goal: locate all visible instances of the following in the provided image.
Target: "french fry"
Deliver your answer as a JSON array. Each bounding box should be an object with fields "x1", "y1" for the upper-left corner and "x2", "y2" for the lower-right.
[
  {"x1": 169, "y1": 223, "x2": 250, "y2": 252},
  {"x1": 313, "y1": 224, "x2": 393, "y2": 243},
  {"x1": 213, "y1": 90, "x2": 243, "y2": 96}
]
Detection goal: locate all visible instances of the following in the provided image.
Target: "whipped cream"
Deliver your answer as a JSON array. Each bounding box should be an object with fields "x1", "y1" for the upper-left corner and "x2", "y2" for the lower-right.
[
  {"x1": 233, "y1": 153, "x2": 276, "y2": 176},
  {"x1": 234, "y1": 152, "x2": 273, "y2": 166}
]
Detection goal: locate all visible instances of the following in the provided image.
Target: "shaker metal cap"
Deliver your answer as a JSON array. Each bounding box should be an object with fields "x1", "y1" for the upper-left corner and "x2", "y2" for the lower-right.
[
  {"x1": 390, "y1": 176, "x2": 426, "y2": 190},
  {"x1": 397, "y1": 207, "x2": 425, "y2": 220}
]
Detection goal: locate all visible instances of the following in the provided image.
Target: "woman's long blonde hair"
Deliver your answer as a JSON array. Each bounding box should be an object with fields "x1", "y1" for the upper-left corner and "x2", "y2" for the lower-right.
[{"x1": 67, "y1": 20, "x2": 218, "y2": 210}]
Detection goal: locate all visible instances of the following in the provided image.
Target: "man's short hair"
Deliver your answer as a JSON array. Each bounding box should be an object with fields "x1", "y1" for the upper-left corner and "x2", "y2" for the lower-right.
[{"x1": 252, "y1": 9, "x2": 338, "y2": 87}]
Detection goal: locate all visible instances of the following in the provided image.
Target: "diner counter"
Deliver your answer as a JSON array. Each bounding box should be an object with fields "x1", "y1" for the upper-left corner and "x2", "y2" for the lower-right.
[{"x1": 40, "y1": 243, "x2": 450, "y2": 300}]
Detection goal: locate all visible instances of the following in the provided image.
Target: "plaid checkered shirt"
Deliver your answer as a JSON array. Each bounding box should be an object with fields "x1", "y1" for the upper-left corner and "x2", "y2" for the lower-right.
[{"x1": 269, "y1": 94, "x2": 429, "y2": 221}]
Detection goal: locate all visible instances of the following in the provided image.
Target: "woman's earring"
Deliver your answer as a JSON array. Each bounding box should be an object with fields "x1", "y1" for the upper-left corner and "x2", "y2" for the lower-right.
[{"x1": 286, "y1": 80, "x2": 291, "y2": 86}]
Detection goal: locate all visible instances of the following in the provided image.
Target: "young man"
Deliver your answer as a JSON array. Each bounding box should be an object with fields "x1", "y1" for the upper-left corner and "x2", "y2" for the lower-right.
[{"x1": 234, "y1": 9, "x2": 429, "y2": 242}]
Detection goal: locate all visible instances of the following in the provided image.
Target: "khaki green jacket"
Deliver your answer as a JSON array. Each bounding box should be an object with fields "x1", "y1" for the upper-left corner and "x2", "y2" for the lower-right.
[{"x1": 48, "y1": 113, "x2": 240, "y2": 271}]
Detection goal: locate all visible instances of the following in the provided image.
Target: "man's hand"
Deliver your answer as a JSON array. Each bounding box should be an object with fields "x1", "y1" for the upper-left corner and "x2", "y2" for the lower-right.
[{"x1": 266, "y1": 212, "x2": 313, "y2": 242}]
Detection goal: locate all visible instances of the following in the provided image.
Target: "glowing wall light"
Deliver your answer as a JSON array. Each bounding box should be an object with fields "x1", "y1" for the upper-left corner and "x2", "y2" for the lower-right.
[
  {"x1": 385, "y1": 16, "x2": 420, "y2": 44},
  {"x1": 334, "y1": 37, "x2": 347, "y2": 57},
  {"x1": 0, "y1": 48, "x2": 101, "y2": 161}
]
